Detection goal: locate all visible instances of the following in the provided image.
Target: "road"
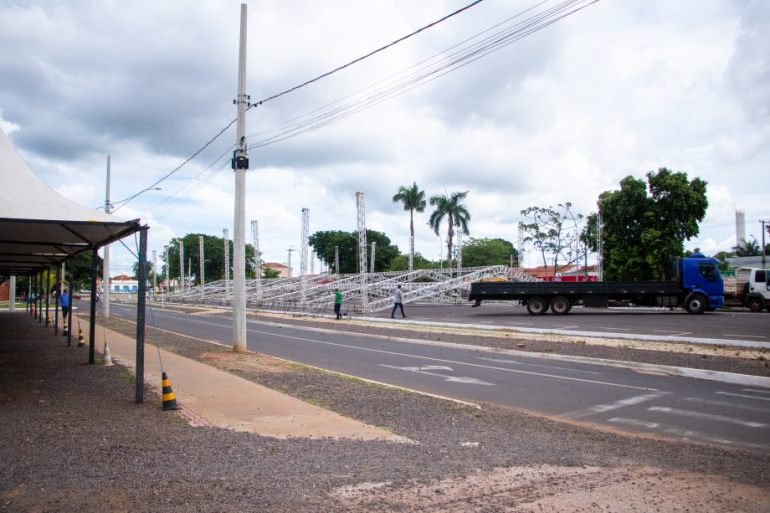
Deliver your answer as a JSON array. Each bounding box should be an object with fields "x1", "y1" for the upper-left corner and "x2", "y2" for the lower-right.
[
  {"x1": 109, "y1": 303, "x2": 770, "y2": 452},
  {"x1": 370, "y1": 303, "x2": 770, "y2": 345}
]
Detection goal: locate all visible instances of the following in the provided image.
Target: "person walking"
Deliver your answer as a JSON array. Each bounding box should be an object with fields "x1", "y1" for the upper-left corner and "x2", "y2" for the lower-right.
[
  {"x1": 60, "y1": 289, "x2": 71, "y2": 319},
  {"x1": 333, "y1": 288, "x2": 343, "y2": 320},
  {"x1": 390, "y1": 284, "x2": 406, "y2": 319}
]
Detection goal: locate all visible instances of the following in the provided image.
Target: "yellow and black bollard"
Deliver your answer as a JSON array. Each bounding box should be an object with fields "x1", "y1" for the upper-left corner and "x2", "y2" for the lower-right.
[
  {"x1": 77, "y1": 328, "x2": 85, "y2": 348},
  {"x1": 161, "y1": 372, "x2": 178, "y2": 410},
  {"x1": 62, "y1": 320, "x2": 68, "y2": 337}
]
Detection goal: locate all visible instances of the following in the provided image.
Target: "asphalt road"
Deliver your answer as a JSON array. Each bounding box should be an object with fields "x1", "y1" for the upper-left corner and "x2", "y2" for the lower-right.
[
  {"x1": 110, "y1": 303, "x2": 770, "y2": 453},
  {"x1": 371, "y1": 303, "x2": 770, "y2": 344}
]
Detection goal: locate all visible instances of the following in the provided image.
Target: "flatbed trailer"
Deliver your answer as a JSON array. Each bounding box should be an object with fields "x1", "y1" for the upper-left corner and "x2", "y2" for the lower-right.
[{"x1": 469, "y1": 255, "x2": 725, "y2": 315}]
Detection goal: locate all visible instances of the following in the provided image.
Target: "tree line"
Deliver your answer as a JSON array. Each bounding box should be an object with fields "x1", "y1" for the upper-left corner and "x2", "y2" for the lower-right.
[{"x1": 11, "y1": 166, "x2": 761, "y2": 293}]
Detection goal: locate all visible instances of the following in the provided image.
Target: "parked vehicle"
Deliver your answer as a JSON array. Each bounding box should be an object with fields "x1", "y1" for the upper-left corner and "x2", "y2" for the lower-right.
[
  {"x1": 469, "y1": 254, "x2": 724, "y2": 315},
  {"x1": 723, "y1": 267, "x2": 769, "y2": 313}
]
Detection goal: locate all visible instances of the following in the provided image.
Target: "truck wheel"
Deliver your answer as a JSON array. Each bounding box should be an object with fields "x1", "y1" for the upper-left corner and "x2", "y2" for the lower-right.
[
  {"x1": 550, "y1": 296, "x2": 572, "y2": 315},
  {"x1": 685, "y1": 293, "x2": 707, "y2": 314},
  {"x1": 748, "y1": 298, "x2": 763, "y2": 313},
  {"x1": 526, "y1": 297, "x2": 548, "y2": 315}
]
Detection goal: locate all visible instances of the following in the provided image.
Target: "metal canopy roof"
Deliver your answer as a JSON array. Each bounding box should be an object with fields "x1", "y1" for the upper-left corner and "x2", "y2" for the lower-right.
[{"x1": 0, "y1": 127, "x2": 142, "y2": 276}]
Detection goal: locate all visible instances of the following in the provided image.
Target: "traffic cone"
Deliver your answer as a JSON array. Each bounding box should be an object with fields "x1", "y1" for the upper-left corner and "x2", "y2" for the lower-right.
[
  {"x1": 103, "y1": 345, "x2": 114, "y2": 366},
  {"x1": 77, "y1": 329, "x2": 85, "y2": 348},
  {"x1": 161, "y1": 372, "x2": 178, "y2": 410}
]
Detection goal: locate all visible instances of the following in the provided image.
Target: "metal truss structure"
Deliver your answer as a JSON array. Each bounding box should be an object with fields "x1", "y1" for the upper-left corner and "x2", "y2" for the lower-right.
[{"x1": 163, "y1": 265, "x2": 537, "y2": 314}]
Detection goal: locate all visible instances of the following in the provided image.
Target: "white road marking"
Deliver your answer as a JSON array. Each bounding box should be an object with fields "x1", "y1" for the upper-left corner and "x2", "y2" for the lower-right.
[
  {"x1": 684, "y1": 397, "x2": 770, "y2": 413},
  {"x1": 611, "y1": 418, "x2": 770, "y2": 450},
  {"x1": 562, "y1": 392, "x2": 666, "y2": 419},
  {"x1": 653, "y1": 330, "x2": 692, "y2": 336},
  {"x1": 648, "y1": 406, "x2": 768, "y2": 428},
  {"x1": 552, "y1": 325, "x2": 579, "y2": 329},
  {"x1": 715, "y1": 391, "x2": 770, "y2": 402},
  {"x1": 598, "y1": 327, "x2": 631, "y2": 331},
  {"x1": 723, "y1": 333, "x2": 767, "y2": 339},
  {"x1": 608, "y1": 417, "x2": 659, "y2": 429},
  {"x1": 118, "y1": 307, "x2": 658, "y2": 391},
  {"x1": 741, "y1": 388, "x2": 770, "y2": 395},
  {"x1": 379, "y1": 364, "x2": 495, "y2": 386},
  {"x1": 478, "y1": 357, "x2": 601, "y2": 375}
]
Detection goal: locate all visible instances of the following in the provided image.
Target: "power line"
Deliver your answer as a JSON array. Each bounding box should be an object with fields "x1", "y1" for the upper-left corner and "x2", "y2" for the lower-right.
[
  {"x1": 111, "y1": 117, "x2": 238, "y2": 212},
  {"x1": 246, "y1": 0, "x2": 599, "y2": 150},
  {"x1": 253, "y1": 0, "x2": 485, "y2": 106}
]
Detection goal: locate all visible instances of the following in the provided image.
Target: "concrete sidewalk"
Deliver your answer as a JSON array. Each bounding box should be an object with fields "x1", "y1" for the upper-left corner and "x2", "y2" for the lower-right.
[{"x1": 85, "y1": 320, "x2": 406, "y2": 442}]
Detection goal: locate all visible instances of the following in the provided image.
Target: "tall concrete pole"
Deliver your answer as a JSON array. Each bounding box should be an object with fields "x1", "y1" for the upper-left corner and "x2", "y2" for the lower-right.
[
  {"x1": 152, "y1": 250, "x2": 158, "y2": 294},
  {"x1": 198, "y1": 236, "x2": 205, "y2": 297},
  {"x1": 102, "y1": 155, "x2": 111, "y2": 317},
  {"x1": 9, "y1": 275, "x2": 15, "y2": 312},
  {"x1": 232, "y1": 3, "x2": 249, "y2": 353}
]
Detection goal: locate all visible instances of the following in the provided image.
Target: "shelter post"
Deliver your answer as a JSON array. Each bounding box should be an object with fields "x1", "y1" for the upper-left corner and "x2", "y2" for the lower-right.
[
  {"x1": 135, "y1": 227, "x2": 148, "y2": 403},
  {"x1": 54, "y1": 265, "x2": 60, "y2": 335},
  {"x1": 88, "y1": 246, "x2": 98, "y2": 364}
]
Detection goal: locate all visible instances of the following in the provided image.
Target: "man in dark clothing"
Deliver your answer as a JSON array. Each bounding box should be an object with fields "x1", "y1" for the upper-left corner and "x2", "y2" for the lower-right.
[{"x1": 333, "y1": 289, "x2": 343, "y2": 320}]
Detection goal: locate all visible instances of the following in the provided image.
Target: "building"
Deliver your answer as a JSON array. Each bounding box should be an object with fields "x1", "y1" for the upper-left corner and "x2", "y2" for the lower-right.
[
  {"x1": 522, "y1": 264, "x2": 598, "y2": 282},
  {"x1": 263, "y1": 262, "x2": 291, "y2": 278},
  {"x1": 110, "y1": 274, "x2": 139, "y2": 293}
]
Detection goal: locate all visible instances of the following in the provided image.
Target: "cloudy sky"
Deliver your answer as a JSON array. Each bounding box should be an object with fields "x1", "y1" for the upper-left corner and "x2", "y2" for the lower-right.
[{"x1": 1, "y1": 0, "x2": 768, "y2": 275}]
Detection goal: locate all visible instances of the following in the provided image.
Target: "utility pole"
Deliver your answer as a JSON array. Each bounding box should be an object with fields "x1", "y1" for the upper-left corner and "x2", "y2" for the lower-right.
[
  {"x1": 597, "y1": 209, "x2": 604, "y2": 282},
  {"x1": 334, "y1": 246, "x2": 340, "y2": 277},
  {"x1": 164, "y1": 245, "x2": 169, "y2": 295},
  {"x1": 370, "y1": 241, "x2": 376, "y2": 273},
  {"x1": 761, "y1": 219, "x2": 768, "y2": 268},
  {"x1": 231, "y1": 2, "x2": 249, "y2": 353},
  {"x1": 300, "y1": 208, "x2": 309, "y2": 305},
  {"x1": 103, "y1": 155, "x2": 111, "y2": 317},
  {"x1": 287, "y1": 248, "x2": 294, "y2": 277},
  {"x1": 152, "y1": 250, "x2": 158, "y2": 296}
]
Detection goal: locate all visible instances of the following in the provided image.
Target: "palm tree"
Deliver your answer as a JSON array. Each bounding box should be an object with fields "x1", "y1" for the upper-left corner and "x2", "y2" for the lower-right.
[
  {"x1": 429, "y1": 191, "x2": 470, "y2": 268},
  {"x1": 392, "y1": 182, "x2": 426, "y2": 272}
]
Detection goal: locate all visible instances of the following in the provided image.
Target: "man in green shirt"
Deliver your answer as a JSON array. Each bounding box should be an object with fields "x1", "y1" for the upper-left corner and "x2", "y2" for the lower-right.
[{"x1": 334, "y1": 288, "x2": 343, "y2": 320}]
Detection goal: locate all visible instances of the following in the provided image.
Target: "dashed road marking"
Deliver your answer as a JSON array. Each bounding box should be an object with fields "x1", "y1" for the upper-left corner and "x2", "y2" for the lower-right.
[
  {"x1": 478, "y1": 357, "x2": 601, "y2": 375},
  {"x1": 684, "y1": 396, "x2": 770, "y2": 413},
  {"x1": 716, "y1": 391, "x2": 770, "y2": 402},
  {"x1": 562, "y1": 392, "x2": 666, "y2": 420},
  {"x1": 648, "y1": 406, "x2": 768, "y2": 428}
]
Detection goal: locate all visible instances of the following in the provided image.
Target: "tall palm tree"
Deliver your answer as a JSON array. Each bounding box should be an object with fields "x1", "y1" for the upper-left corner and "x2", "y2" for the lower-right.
[
  {"x1": 429, "y1": 191, "x2": 470, "y2": 267},
  {"x1": 392, "y1": 182, "x2": 426, "y2": 272}
]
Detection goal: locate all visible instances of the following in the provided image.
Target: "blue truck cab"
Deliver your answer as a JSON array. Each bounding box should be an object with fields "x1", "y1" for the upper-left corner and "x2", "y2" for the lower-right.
[{"x1": 679, "y1": 254, "x2": 724, "y2": 311}]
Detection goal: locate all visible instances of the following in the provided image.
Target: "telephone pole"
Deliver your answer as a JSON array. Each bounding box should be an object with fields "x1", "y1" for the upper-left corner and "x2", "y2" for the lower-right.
[
  {"x1": 761, "y1": 219, "x2": 768, "y2": 268},
  {"x1": 231, "y1": 3, "x2": 249, "y2": 353},
  {"x1": 102, "y1": 155, "x2": 111, "y2": 317}
]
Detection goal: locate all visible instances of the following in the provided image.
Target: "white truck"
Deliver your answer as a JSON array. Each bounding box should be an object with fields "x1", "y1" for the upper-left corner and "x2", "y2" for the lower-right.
[{"x1": 723, "y1": 267, "x2": 770, "y2": 312}]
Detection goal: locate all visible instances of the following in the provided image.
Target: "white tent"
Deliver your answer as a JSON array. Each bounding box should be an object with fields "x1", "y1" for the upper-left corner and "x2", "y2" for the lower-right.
[{"x1": 0, "y1": 127, "x2": 141, "y2": 275}]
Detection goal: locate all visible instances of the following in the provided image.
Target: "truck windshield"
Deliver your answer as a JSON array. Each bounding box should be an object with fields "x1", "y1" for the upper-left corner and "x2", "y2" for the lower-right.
[
  {"x1": 756, "y1": 270, "x2": 767, "y2": 283},
  {"x1": 698, "y1": 263, "x2": 718, "y2": 281}
]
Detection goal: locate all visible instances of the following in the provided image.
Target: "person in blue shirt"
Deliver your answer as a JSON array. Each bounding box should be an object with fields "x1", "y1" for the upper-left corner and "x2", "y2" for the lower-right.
[{"x1": 60, "y1": 289, "x2": 70, "y2": 319}]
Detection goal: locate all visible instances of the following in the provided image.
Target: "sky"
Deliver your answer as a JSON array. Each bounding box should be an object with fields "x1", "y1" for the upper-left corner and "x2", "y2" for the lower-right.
[{"x1": 1, "y1": 0, "x2": 768, "y2": 276}]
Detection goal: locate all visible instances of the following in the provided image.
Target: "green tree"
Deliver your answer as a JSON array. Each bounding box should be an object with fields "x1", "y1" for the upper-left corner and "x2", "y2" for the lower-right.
[
  {"x1": 428, "y1": 191, "x2": 471, "y2": 267},
  {"x1": 733, "y1": 237, "x2": 761, "y2": 257},
  {"x1": 68, "y1": 251, "x2": 103, "y2": 290},
  {"x1": 461, "y1": 238, "x2": 517, "y2": 267},
  {"x1": 520, "y1": 203, "x2": 584, "y2": 274},
  {"x1": 388, "y1": 252, "x2": 436, "y2": 271},
  {"x1": 599, "y1": 168, "x2": 708, "y2": 280},
  {"x1": 392, "y1": 182, "x2": 426, "y2": 272},
  {"x1": 162, "y1": 234, "x2": 257, "y2": 285},
  {"x1": 309, "y1": 230, "x2": 400, "y2": 273}
]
